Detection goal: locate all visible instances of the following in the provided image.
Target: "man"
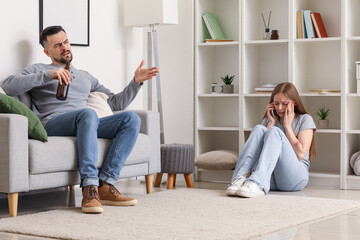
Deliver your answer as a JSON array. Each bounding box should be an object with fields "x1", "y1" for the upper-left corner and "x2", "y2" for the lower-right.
[{"x1": 1, "y1": 26, "x2": 158, "y2": 214}]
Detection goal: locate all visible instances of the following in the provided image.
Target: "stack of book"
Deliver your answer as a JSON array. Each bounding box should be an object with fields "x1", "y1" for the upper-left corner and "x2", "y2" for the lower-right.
[
  {"x1": 255, "y1": 83, "x2": 278, "y2": 93},
  {"x1": 297, "y1": 10, "x2": 328, "y2": 39},
  {"x1": 202, "y1": 13, "x2": 233, "y2": 43},
  {"x1": 308, "y1": 88, "x2": 340, "y2": 94}
]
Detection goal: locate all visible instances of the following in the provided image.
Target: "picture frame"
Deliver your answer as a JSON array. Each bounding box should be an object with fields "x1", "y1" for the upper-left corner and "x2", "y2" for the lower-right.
[{"x1": 39, "y1": 0, "x2": 90, "y2": 46}]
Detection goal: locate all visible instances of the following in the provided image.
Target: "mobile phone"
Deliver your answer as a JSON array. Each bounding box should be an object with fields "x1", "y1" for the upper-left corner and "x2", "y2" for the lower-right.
[{"x1": 271, "y1": 110, "x2": 275, "y2": 118}]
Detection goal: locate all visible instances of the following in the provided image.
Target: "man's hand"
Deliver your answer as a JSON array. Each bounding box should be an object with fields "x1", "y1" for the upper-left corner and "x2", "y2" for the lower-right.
[
  {"x1": 134, "y1": 60, "x2": 159, "y2": 84},
  {"x1": 50, "y1": 68, "x2": 71, "y2": 85}
]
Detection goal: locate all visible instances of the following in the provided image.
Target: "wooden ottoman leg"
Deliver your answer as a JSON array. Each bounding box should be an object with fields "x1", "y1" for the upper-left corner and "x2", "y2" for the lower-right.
[
  {"x1": 145, "y1": 174, "x2": 154, "y2": 194},
  {"x1": 184, "y1": 174, "x2": 194, "y2": 188},
  {"x1": 166, "y1": 174, "x2": 176, "y2": 189},
  {"x1": 154, "y1": 173, "x2": 163, "y2": 187},
  {"x1": 8, "y1": 193, "x2": 18, "y2": 217},
  {"x1": 173, "y1": 174, "x2": 177, "y2": 187}
]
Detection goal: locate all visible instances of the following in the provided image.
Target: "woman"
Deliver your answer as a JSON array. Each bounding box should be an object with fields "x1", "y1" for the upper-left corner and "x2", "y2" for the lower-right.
[{"x1": 226, "y1": 82, "x2": 316, "y2": 198}]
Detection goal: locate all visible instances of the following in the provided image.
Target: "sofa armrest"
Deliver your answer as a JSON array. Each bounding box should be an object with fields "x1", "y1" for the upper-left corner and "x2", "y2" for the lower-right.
[
  {"x1": 113, "y1": 110, "x2": 161, "y2": 175},
  {"x1": 0, "y1": 114, "x2": 30, "y2": 193}
]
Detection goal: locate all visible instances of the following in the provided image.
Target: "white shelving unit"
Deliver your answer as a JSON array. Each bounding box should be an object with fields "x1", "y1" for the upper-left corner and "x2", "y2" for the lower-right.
[
  {"x1": 194, "y1": 0, "x2": 241, "y2": 181},
  {"x1": 194, "y1": 0, "x2": 360, "y2": 189}
]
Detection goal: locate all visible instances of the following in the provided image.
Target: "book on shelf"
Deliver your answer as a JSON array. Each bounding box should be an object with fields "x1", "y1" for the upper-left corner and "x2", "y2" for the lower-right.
[
  {"x1": 255, "y1": 87, "x2": 274, "y2": 93},
  {"x1": 309, "y1": 89, "x2": 340, "y2": 94},
  {"x1": 205, "y1": 39, "x2": 233, "y2": 43},
  {"x1": 255, "y1": 83, "x2": 278, "y2": 93},
  {"x1": 296, "y1": 10, "x2": 303, "y2": 39},
  {"x1": 296, "y1": 10, "x2": 307, "y2": 39},
  {"x1": 302, "y1": 10, "x2": 307, "y2": 38},
  {"x1": 202, "y1": 13, "x2": 231, "y2": 42},
  {"x1": 311, "y1": 12, "x2": 328, "y2": 38},
  {"x1": 303, "y1": 10, "x2": 316, "y2": 38}
]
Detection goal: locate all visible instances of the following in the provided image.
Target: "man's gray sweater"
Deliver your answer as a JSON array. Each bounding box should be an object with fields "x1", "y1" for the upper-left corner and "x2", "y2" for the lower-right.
[{"x1": 1, "y1": 63, "x2": 142, "y2": 126}]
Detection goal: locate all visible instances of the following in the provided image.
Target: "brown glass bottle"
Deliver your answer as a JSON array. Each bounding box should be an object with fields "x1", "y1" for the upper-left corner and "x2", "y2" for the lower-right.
[
  {"x1": 271, "y1": 30, "x2": 279, "y2": 40},
  {"x1": 56, "y1": 62, "x2": 70, "y2": 100}
]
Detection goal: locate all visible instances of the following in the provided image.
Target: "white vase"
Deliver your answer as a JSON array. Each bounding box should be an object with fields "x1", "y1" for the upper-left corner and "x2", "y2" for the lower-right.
[{"x1": 318, "y1": 119, "x2": 329, "y2": 129}]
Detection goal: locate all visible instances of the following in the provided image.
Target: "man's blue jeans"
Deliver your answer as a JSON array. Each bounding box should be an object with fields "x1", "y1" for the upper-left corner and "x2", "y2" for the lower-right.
[
  {"x1": 231, "y1": 125, "x2": 309, "y2": 194},
  {"x1": 44, "y1": 108, "x2": 141, "y2": 187}
]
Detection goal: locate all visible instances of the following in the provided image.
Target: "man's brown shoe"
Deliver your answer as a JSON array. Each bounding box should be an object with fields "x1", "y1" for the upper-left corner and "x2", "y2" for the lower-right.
[
  {"x1": 81, "y1": 185, "x2": 103, "y2": 213},
  {"x1": 98, "y1": 182, "x2": 137, "y2": 206}
]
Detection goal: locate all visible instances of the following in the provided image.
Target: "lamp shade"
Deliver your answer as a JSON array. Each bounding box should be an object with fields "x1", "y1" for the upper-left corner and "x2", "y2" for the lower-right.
[{"x1": 124, "y1": 0, "x2": 178, "y2": 27}]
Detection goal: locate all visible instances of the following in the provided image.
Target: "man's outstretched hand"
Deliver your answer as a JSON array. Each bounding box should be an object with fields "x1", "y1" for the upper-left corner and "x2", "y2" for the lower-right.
[{"x1": 134, "y1": 60, "x2": 159, "y2": 84}]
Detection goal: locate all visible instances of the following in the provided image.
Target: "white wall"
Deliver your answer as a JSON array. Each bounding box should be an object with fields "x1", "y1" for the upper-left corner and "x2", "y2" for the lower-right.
[
  {"x1": 0, "y1": 0, "x2": 143, "y2": 101},
  {"x1": 0, "y1": 0, "x2": 193, "y2": 144},
  {"x1": 154, "y1": 0, "x2": 194, "y2": 144}
]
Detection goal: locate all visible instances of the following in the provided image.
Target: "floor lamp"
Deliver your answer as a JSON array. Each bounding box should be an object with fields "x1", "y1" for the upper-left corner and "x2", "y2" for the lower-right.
[{"x1": 124, "y1": 0, "x2": 178, "y2": 144}]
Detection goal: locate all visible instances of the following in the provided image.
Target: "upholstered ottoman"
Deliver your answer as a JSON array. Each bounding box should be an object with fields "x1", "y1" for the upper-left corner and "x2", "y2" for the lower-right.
[{"x1": 154, "y1": 144, "x2": 194, "y2": 189}]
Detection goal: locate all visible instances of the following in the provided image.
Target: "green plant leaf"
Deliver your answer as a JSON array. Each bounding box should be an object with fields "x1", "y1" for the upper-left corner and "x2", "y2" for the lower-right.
[
  {"x1": 316, "y1": 106, "x2": 330, "y2": 120},
  {"x1": 221, "y1": 74, "x2": 235, "y2": 85}
]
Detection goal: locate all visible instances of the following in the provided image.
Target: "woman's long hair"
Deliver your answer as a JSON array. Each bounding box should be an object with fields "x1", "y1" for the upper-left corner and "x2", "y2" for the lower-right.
[{"x1": 263, "y1": 82, "x2": 316, "y2": 161}]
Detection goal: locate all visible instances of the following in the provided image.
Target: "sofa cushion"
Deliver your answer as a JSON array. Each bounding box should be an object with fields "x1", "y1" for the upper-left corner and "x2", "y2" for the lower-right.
[
  {"x1": 87, "y1": 92, "x2": 114, "y2": 118},
  {"x1": 29, "y1": 133, "x2": 151, "y2": 174},
  {"x1": 0, "y1": 93, "x2": 48, "y2": 142}
]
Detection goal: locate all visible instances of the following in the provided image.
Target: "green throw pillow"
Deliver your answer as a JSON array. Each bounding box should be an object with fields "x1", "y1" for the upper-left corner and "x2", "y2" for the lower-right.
[{"x1": 0, "y1": 93, "x2": 48, "y2": 142}]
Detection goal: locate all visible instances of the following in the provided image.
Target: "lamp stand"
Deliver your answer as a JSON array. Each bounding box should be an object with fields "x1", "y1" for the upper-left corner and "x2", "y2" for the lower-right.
[{"x1": 147, "y1": 24, "x2": 165, "y2": 144}]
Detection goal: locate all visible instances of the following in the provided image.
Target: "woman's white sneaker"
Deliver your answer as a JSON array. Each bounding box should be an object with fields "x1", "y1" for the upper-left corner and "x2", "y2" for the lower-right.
[
  {"x1": 226, "y1": 177, "x2": 246, "y2": 196},
  {"x1": 236, "y1": 180, "x2": 265, "y2": 198}
]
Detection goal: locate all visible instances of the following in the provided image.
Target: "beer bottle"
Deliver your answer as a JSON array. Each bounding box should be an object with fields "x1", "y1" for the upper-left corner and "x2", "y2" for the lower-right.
[{"x1": 56, "y1": 62, "x2": 70, "y2": 100}]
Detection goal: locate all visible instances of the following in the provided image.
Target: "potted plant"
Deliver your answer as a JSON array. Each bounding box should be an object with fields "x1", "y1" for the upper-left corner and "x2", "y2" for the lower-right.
[
  {"x1": 317, "y1": 106, "x2": 330, "y2": 129},
  {"x1": 221, "y1": 75, "x2": 235, "y2": 93}
]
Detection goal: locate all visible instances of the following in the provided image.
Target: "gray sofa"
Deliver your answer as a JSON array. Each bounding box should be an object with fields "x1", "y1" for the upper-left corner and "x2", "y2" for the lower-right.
[{"x1": 0, "y1": 94, "x2": 161, "y2": 217}]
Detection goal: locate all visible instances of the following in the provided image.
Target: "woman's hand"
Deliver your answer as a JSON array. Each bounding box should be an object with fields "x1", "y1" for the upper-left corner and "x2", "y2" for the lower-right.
[
  {"x1": 266, "y1": 103, "x2": 277, "y2": 127},
  {"x1": 283, "y1": 101, "x2": 295, "y2": 128}
]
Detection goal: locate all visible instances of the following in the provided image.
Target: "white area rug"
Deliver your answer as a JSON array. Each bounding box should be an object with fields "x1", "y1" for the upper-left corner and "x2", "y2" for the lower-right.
[{"x1": 0, "y1": 188, "x2": 359, "y2": 240}]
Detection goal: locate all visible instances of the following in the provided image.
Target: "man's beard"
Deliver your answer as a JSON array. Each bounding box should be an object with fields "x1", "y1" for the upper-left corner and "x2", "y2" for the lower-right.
[{"x1": 54, "y1": 51, "x2": 73, "y2": 64}]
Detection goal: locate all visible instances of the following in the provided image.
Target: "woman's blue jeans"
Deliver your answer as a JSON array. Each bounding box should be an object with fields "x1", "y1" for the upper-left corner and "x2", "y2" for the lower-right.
[
  {"x1": 231, "y1": 125, "x2": 309, "y2": 194},
  {"x1": 44, "y1": 108, "x2": 141, "y2": 187}
]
